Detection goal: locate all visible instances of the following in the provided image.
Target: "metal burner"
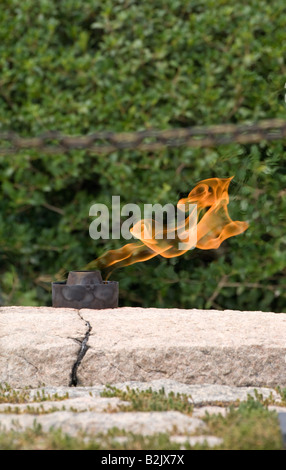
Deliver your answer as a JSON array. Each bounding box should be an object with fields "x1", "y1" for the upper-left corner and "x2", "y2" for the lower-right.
[{"x1": 52, "y1": 271, "x2": 118, "y2": 309}]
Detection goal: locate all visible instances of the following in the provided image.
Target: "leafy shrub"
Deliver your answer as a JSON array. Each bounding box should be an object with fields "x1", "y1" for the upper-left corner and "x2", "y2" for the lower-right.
[{"x1": 0, "y1": 0, "x2": 285, "y2": 311}]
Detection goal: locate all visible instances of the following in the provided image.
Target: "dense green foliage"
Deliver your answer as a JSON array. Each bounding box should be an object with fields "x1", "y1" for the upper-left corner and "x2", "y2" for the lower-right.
[{"x1": 0, "y1": 0, "x2": 285, "y2": 310}]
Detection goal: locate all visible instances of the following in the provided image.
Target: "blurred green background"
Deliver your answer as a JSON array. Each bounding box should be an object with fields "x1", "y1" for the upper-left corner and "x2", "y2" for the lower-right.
[{"x1": 0, "y1": 0, "x2": 285, "y2": 311}]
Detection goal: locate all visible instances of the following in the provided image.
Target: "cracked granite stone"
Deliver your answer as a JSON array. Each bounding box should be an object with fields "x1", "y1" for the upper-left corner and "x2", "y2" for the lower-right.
[
  {"x1": 78, "y1": 307, "x2": 286, "y2": 387},
  {"x1": 1, "y1": 306, "x2": 286, "y2": 388},
  {"x1": 0, "y1": 307, "x2": 86, "y2": 387}
]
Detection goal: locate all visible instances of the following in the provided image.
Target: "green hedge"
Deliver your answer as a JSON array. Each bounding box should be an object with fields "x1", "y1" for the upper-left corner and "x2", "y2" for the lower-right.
[{"x1": 0, "y1": 0, "x2": 286, "y2": 311}]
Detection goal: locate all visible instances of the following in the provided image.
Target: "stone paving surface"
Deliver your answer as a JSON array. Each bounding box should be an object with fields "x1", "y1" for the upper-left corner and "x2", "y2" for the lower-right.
[
  {"x1": 0, "y1": 380, "x2": 285, "y2": 449},
  {"x1": 1, "y1": 306, "x2": 286, "y2": 448},
  {"x1": 27, "y1": 379, "x2": 282, "y2": 405}
]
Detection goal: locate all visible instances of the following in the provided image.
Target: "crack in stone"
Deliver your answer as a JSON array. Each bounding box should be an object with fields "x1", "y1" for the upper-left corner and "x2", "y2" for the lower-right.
[
  {"x1": 16, "y1": 354, "x2": 39, "y2": 374},
  {"x1": 69, "y1": 314, "x2": 92, "y2": 387}
]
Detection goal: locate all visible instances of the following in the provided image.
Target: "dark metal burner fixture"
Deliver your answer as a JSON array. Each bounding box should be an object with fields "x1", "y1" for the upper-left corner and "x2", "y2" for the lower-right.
[{"x1": 52, "y1": 271, "x2": 118, "y2": 309}]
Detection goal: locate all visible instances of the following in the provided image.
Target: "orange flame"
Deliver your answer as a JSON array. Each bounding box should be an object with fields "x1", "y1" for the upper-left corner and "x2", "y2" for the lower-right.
[{"x1": 85, "y1": 177, "x2": 248, "y2": 274}]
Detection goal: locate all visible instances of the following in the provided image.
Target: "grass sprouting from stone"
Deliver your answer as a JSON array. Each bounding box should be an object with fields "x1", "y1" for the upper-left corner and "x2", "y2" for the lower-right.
[
  {"x1": 0, "y1": 396, "x2": 283, "y2": 450},
  {"x1": 275, "y1": 387, "x2": 286, "y2": 406},
  {"x1": 0, "y1": 385, "x2": 284, "y2": 450},
  {"x1": 100, "y1": 385, "x2": 194, "y2": 414},
  {"x1": 0, "y1": 424, "x2": 181, "y2": 451},
  {"x1": 201, "y1": 396, "x2": 283, "y2": 450},
  {"x1": 0, "y1": 383, "x2": 69, "y2": 404},
  {"x1": 0, "y1": 405, "x2": 69, "y2": 415}
]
